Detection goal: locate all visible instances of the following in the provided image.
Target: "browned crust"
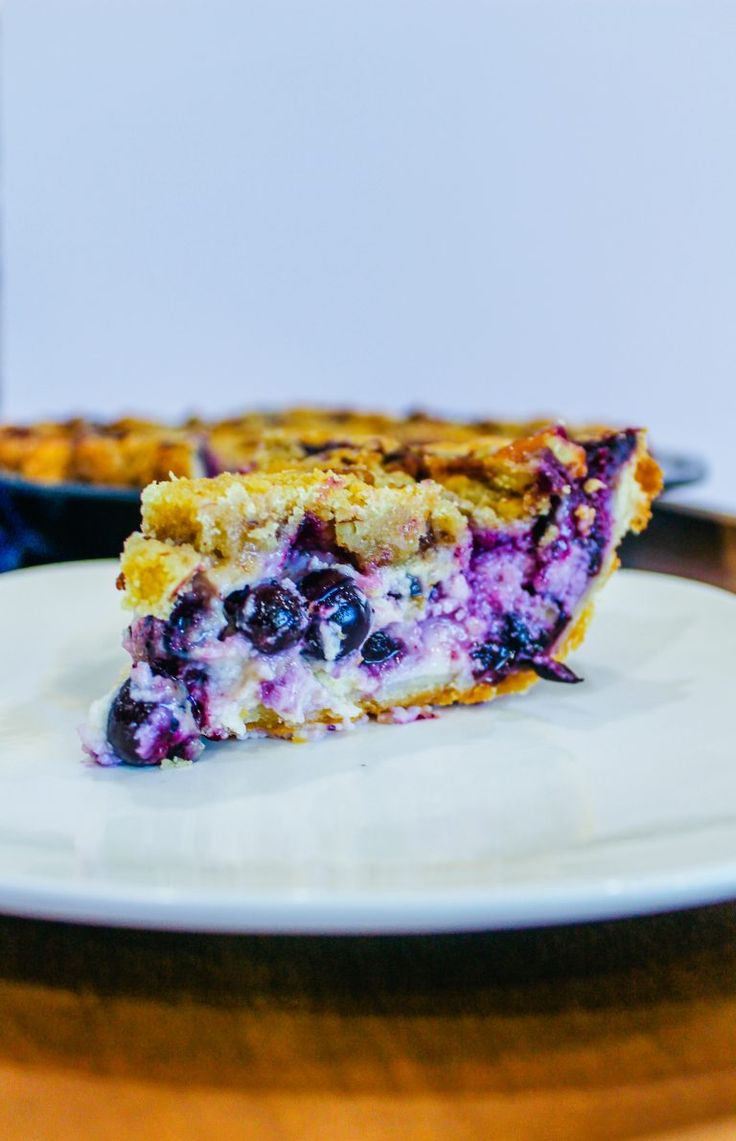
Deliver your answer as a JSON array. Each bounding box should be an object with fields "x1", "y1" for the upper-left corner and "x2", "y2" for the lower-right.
[{"x1": 630, "y1": 452, "x2": 664, "y2": 532}]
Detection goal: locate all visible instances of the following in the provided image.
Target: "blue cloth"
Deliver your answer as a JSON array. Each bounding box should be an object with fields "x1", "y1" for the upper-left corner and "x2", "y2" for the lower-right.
[{"x1": 0, "y1": 490, "x2": 49, "y2": 571}]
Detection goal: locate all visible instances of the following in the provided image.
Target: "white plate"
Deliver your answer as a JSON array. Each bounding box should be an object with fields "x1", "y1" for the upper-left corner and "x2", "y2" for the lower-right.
[{"x1": 0, "y1": 561, "x2": 734, "y2": 933}]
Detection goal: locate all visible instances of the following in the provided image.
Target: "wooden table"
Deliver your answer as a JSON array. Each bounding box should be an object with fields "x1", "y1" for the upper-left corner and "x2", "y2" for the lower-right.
[{"x1": 2, "y1": 503, "x2": 735, "y2": 1141}]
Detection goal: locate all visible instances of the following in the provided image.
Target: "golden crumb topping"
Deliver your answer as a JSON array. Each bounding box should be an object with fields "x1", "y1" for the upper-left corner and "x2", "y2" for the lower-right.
[
  {"x1": 140, "y1": 468, "x2": 468, "y2": 568},
  {"x1": 115, "y1": 423, "x2": 661, "y2": 618},
  {"x1": 0, "y1": 406, "x2": 661, "y2": 621}
]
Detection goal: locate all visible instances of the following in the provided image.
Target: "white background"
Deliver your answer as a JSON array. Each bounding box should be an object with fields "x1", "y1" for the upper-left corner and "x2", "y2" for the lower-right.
[{"x1": 2, "y1": 0, "x2": 735, "y2": 510}]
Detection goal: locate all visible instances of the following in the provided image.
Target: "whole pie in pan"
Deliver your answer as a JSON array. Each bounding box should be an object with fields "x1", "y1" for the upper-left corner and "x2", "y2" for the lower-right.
[
  {"x1": 0, "y1": 407, "x2": 623, "y2": 487},
  {"x1": 78, "y1": 414, "x2": 662, "y2": 765}
]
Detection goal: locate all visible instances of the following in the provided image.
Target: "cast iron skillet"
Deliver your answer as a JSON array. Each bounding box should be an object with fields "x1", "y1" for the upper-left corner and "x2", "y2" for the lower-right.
[{"x1": 0, "y1": 476, "x2": 140, "y2": 569}]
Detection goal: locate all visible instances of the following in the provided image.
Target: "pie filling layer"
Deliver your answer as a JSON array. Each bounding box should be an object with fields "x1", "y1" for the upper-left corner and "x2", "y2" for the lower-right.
[{"x1": 82, "y1": 429, "x2": 650, "y2": 766}]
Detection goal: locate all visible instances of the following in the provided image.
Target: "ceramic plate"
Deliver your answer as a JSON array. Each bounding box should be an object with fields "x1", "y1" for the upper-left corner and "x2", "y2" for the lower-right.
[{"x1": 0, "y1": 561, "x2": 734, "y2": 933}]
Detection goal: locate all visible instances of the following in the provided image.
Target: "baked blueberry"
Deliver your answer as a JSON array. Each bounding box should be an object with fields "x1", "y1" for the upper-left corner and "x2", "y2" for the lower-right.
[
  {"x1": 299, "y1": 569, "x2": 371, "y2": 660},
  {"x1": 224, "y1": 581, "x2": 307, "y2": 654},
  {"x1": 165, "y1": 582, "x2": 212, "y2": 656},
  {"x1": 125, "y1": 615, "x2": 170, "y2": 666},
  {"x1": 530, "y1": 658, "x2": 582, "y2": 684},
  {"x1": 583, "y1": 429, "x2": 637, "y2": 484},
  {"x1": 503, "y1": 614, "x2": 545, "y2": 660},
  {"x1": 222, "y1": 587, "x2": 250, "y2": 635},
  {"x1": 361, "y1": 631, "x2": 403, "y2": 665},
  {"x1": 181, "y1": 667, "x2": 209, "y2": 728},
  {"x1": 471, "y1": 640, "x2": 516, "y2": 677},
  {"x1": 107, "y1": 675, "x2": 195, "y2": 766}
]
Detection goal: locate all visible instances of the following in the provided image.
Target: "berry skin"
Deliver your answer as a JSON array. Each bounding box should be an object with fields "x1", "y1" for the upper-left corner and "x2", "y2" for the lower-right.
[
  {"x1": 583, "y1": 429, "x2": 636, "y2": 484},
  {"x1": 223, "y1": 581, "x2": 307, "y2": 654},
  {"x1": 530, "y1": 659, "x2": 582, "y2": 684},
  {"x1": 471, "y1": 640, "x2": 516, "y2": 677},
  {"x1": 107, "y1": 672, "x2": 199, "y2": 766},
  {"x1": 107, "y1": 680, "x2": 159, "y2": 765},
  {"x1": 471, "y1": 614, "x2": 547, "y2": 679},
  {"x1": 471, "y1": 611, "x2": 582, "y2": 686},
  {"x1": 361, "y1": 630, "x2": 403, "y2": 665},
  {"x1": 299, "y1": 569, "x2": 372, "y2": 661},
  {"x1": 164, "y1": 579, "x2": 213, "y2": 656}
]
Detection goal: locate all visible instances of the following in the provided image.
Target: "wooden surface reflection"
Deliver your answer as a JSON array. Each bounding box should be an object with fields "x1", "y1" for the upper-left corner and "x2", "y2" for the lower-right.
[{"x1": 1, "y1": 502, "x2": 735, "y2": 1140}]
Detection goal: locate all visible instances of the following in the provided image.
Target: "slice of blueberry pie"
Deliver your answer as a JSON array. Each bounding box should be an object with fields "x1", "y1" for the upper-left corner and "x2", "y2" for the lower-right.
[{"x1": 81, "y1": 422, "x2": 661, "y2": 765}]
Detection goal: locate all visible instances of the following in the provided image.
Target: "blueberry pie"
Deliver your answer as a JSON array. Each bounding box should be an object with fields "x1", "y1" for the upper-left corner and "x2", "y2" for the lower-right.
[
  {"x1": 0, "y1": 408, "x2": 578, "y2": 487},
  {"x1": 81, "y1": 420, "x2": 661, "y2": 764}
]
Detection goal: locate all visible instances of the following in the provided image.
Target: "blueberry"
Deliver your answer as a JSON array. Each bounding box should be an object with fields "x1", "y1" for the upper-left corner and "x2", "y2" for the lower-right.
[
  {"x1": 171, "y1": 591, "x2": 207, "y2": 631},
  {"x1": 530, "y1": 659, "x2": 582, "y2": 684},
  {"x1": 587, "y1": 536, "x2": 606, "y2": 576},
  {"x1": 471, "y1": 614, "x2": 546, "y2": 678},
  {"x1": 504, "y1": 614, "x2": 545, "y2": 659},
  {"x1": 471, "y1": 640, "x2": 516, "y2": 677},
  {"x1": 223, "y1": 587, "x2": 250, "y2": 630},
  {"x1": 298, "y1": 568, "x2": 347, "y2": 603},
  {"x1": 126, "y1": 616, "x2": 170, "y2": 665},
  {"x1": 107, "y1": 676, "x2": 193, "y2": 766},
  {"x1": 223, "y1": 581, "x2": 307, "y2": 654},
  {"x1": 182, "y1": 667, "x2": 209, "y2": 728},
  {"x1": 361, "y1": 631, "x2": 403, "y2": 665},
  {"x1": 165, "y1": 583, "x2": 211, "y2": 656},
  {"x1": 299, "y1": 569, "x2": 371, "y2": 660},
  {"x1": 583, "y1": 430, "x2": 637, "y2": 483}
]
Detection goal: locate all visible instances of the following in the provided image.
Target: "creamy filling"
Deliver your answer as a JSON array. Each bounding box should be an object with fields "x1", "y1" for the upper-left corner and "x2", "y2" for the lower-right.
[{"x1": 82, "y1": 430, "x2": 638, "y2": 765}]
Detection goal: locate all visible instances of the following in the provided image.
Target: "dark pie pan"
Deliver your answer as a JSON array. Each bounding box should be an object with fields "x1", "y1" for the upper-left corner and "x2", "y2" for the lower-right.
[{"x1": 0, "y1": 474, "x2": 141, "y2": 568}]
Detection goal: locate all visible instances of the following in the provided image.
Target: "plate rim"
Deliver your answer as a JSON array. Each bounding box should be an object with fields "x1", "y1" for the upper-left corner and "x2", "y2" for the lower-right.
[{"x1": 2, "y1": 857, "x2": 736, "y2": 933}]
